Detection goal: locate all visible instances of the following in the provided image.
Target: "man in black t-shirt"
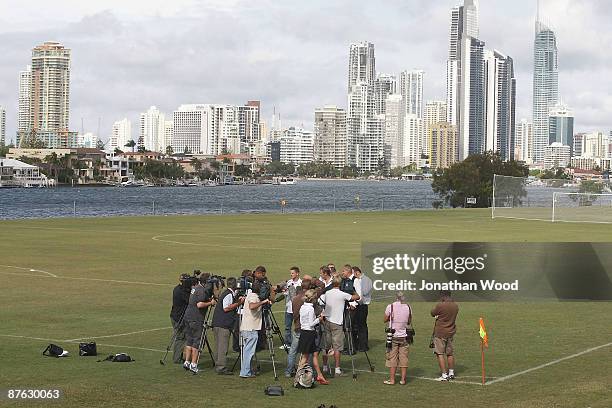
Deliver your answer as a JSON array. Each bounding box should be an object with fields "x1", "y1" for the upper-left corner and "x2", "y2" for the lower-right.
[
  {"x1": 170, "y1": 273, "x2": 191, "y2": 363},
  {"x1": 183, "y1": 275, "x2": 217, "y2": 374}
]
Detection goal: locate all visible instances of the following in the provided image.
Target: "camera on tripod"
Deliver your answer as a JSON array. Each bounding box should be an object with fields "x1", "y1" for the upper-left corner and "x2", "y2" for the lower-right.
[
  {"x1": 236, "y1": 275, "x2": 253, "y2": 297},
  {"x1": 202, "y1": 274, "x2": 226, "y2": 300},
  {"x1": 385, "y1": 328, "x2": 396, "y2": 351},
  {"x1": 255, "y1": 278, "x2": 286, "y2": 303},
  {"x1": 181, "y1": 269, "x2": 202, "y2": 289}
]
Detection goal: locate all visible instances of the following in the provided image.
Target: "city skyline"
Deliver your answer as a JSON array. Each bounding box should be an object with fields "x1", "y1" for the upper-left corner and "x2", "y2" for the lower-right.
[{"x1": 0, "y1": 0, "x2": 610, "y2": 143}]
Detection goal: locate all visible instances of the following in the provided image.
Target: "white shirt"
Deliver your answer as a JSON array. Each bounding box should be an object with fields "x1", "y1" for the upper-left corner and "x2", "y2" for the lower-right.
[
  {"x1": 318, "y1": 288, "x2": 352, "y2": 325},
  {"x1": 222, "y1": 288, "x2": 236, "y2": 310},
  {"x1": 240, "y1": 292, "x2": 262, "y2": 331},
  {"x1": 320, "y1": 276, "x2": 332, "y2": 287},
  {"x1": 285, "y1": 278, "x2": 302, "y2": 313},
  {"x1": 299, "y1": 302, "x2": 320, "y2": 331}
]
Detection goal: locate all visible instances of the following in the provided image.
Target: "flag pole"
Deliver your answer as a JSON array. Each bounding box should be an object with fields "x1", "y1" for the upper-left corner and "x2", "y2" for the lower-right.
[{"x1": 481, "y1": 338, "x2": 485, "y2": 385}]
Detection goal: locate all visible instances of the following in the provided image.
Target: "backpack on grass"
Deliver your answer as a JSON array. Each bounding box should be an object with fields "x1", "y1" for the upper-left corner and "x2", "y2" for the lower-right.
[
  {"x1": 43, "y1": 344, "x2": 69, "y2": 358},
  {"x1": 294, "y1": 364, "x2": 315, "y2": 389},
  {"x1": 97, "y1": 353, "x2": 135, "y2": 362},
  {"x1": 79, "y1": 342, "x2": 97, "y2": 356}
]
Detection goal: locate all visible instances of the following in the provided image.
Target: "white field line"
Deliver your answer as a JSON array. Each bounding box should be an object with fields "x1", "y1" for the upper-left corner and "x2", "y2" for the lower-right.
[
  {"x1": 64, "y1": 326, "x2": 173, "y2": 342},
  {"x1": 1, "y1": 334, "x2": 166, "y2": 353},
  {"x1": 0, "y1": 269, "x2": 173, "y2": 287},
  {"x1": 151, "y1": 234, "x2": 356, "y2": 252},
  {"x1": 352, "y1": 368, "x2": 483, "y2": 385},
  {"x1": 0, "y1": 264, "x2": 58, "y2": 278},
  {"x1": 485, "y1": 342, "x2": 612, "y2": 385}
]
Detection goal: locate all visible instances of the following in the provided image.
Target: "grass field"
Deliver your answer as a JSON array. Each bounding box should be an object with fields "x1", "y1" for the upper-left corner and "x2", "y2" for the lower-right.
[{"x1": 1, "y1": 209, "x2": 611, "y2": 408}]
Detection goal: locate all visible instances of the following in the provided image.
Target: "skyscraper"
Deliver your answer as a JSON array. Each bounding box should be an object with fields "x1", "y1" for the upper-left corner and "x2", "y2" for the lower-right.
[
  {"x1": 548, "y1": 103, "x2": 574, "y2": 154},
  {"x1": 424, "y1": 101, "x2": 448, "y2": 159},
  {"x1": 314, "y1": 106, "x2": 347, "y2": 169},
  {"x1": 515, "y1": 119, "x2": 533, "y2": 162},
  {"x1": 532, "y1": 12, "x2": 559, "y2": 163},
  {"x1": 399, "y1": 70, "x2": 424, "y2": 119},
  {"x1": 140, "y1": 106, "x2": 166, "y2": 152},
  {"x1": 430, "y1": 123, "x2": 458, "y2": 170},
  {"x1": 374, "y1": 74, "x2": 397, "y2": 116},
  {"x1": 30, "y1": 41, "x2": 71, "y2": 133},
  {"x1": 484, "y1": 50, "x2": 516, "y2": 161},
  {"x1": 0, "y1": 106, "x2": 6, "y2": 146},
  {"x1": 384, "y1": 94, "x2": 403, "y2": 168},
  {"x1": 109, "y1": 118, "x2": 132, "y2": 152},
  {"x1": 18, "y1": 66, "x2": 31, "y2": 133},
  {"x1": 346, "y1": 42, "x2": 382, "y2": 172}
]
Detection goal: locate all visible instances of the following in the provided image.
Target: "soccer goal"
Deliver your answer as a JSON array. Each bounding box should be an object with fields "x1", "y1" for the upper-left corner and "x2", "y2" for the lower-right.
[
  {"x1": 552, "y1": 192, "x2": 612, "y2": 224},
  {"x1": 492, "y1": 174, "x2": 575, "y2": 221}
]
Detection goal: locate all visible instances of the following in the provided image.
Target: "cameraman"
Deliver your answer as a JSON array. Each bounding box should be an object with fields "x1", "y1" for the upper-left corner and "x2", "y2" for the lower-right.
[
  {"x1": 383, "y1": 292, "x2": 412, "y2": 385},
  {"x1": 318, "y1": 275, "x2": 359, "y2": 377},
  {"x1": 239, "y1": 266, "x2": 272, "y2": 378},
  {"x1": 183, "y1": 274, "x2": 217, "y2": 374},
  {"x1": 212, "y1": 277, "x2": 244, "y2": 375},
  {"x1": 170, "y1": 273, "x2": 191, "y2": 364},
  {"x1": 431, "y1": 290, "x2": 459, "y2": 381},
  {"x1": 280, "y1": 266, "x2": 302, "y2": 350},
  {"x1": 340, "y1": 264, "x2": 358, "y2": 355}
]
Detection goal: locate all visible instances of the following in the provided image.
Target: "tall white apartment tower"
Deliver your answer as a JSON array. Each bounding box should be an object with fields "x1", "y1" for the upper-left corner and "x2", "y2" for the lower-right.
[
  {"x1": 109, "y1": 118, "x2": 132, "y2": 152},
  {"x1": 384, "y1": 94, "x2": 403, "y2": 168},
  {"x1": 0, "y1": 106, "x2": 6, "y2": 146},
  {"x1": 532, "y1": 14, "x2": 559, "y2": 163},
  {"x1": 374, "y1": 74, "x2": 397, "y2": 115},
  {"x1": 399, "y1": 70, "x2": 424, "y2": 119},
  {"x1": 346, "y1": 42, "x2": 383, "y2": 172},
  {"x1": 18, "y1": 66, "x2": 32, "y2": 133},
  {"x1": 314, "y1": 106, "x2": 347, "y2": 169},
  {"x1": 139, "y1": 106, "x2": 166, "y2": 152}
]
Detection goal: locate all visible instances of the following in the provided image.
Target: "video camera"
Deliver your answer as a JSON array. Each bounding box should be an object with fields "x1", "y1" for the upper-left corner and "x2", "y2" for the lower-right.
[
  {"x1": 202, "y1": 274, "x2": 226, "y2": 300},
  {"x1": 236, "y1": 276, "x2": 253, "y2": 297},
  {"x1": 254, "y1": 277, "x2": 286, "y2": 302},
  {"x1": 181, "y1": 270, "x2": 202, "y2": 290}
]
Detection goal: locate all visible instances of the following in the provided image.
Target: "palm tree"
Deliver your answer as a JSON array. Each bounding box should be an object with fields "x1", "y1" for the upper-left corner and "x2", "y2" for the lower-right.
[
  {"x1": 125, "y1": 140, "x2": 136, "y2": 152},
  {"x1": 190, "y1": 157, "x2": 202, "y2": 172}
]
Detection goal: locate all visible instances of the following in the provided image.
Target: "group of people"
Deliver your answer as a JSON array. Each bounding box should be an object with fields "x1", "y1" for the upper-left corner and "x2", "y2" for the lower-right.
[{"x1": 169, "y1": 264, "x2": 459, "y2": 385}]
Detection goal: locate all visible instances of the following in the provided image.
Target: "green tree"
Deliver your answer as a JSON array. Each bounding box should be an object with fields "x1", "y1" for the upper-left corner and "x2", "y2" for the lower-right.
[
  {"x1": 234, "y1": 164, "x2": 252, "y2": 179},
  {"x1": 124, "y1": 140, "x2": 136, "y2": 152},
  {"x1": 431, "y1": 152, "x2": 528, "y2": 208},
  {"x1": 341, "y1": 165, "x2": 359, "y2": 179},
  {"x1": 165, "y1": 145, "x2": 174, "y2": 156},
  {"x1": 190, "y1": 157, "x2": 202, "y2": 173},
  {"x1": 266, "y1": 161, "x2": 294, "y2": 176},
  {"x1": 571, "y1": 180, "x2": 605, "y2": 206},
  {"x1": 137, "y1": 145, "x2": 146, "y2": 153}
]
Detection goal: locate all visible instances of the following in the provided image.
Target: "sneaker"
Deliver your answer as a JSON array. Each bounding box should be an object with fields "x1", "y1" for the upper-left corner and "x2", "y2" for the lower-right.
[
  {"x1": 183, "y1": 361, "x2": 190, "y2": 371},
  {"x1": 322, "y1": 365, "x2": 329, "y2": 375},
  {"x1": 279, "y1": 344, "x2": 290, "y2": 350},
  {"x1": 436, "y1": 375, "x2": 448, "y2": 381},
  {"x1": 448, "y1": 374, "x2": 455, "y2": 380},
  {"x1": 335, "y1": 368, "x2": 345, "y2": 377},
  {"x1": 189, "y1": 364, "x2": 199, "y2": 374}
]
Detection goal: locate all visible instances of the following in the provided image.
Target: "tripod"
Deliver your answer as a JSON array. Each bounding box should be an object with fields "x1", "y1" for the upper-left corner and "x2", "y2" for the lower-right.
[
  {"x1": 343, "y1": 303, "x2": 374, "y2": 380},
  {"x1": 160, "y1": 308, "x2": 186, "y2": 365},
  {"x1": 192, "y1": 307, "x2": 216, "y2": 374},
  {"x1": 262, "y1": 305, "x2": 288, "y2": 380}
]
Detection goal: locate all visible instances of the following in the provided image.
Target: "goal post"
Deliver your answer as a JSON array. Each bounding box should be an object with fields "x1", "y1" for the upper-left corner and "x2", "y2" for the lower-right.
[{"x1": 552, "y1": 192, "x2": 612, "y2": 224}]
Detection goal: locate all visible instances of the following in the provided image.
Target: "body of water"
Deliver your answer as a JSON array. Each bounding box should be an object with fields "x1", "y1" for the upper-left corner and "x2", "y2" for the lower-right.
[{"x1": 0, "y1": 180, "x2": 438, "y2": 219}]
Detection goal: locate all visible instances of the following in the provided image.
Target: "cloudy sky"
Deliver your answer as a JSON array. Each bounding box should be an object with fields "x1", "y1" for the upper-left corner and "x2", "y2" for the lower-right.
[{"x1": 0, "y1": 0, "x2": 610, "y2": 143}]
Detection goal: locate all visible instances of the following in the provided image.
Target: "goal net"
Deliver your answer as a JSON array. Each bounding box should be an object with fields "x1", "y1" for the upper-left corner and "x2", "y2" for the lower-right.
[
  {"x1": 492, "y1": 174, "x2": 576, "y2": 221},
  {"x1": 553, "y1": 192, "x2": 612, "y2": 223}
]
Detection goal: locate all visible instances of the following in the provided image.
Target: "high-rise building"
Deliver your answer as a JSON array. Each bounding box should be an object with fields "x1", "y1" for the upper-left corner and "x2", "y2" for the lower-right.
[
  {"x1": 458, "y1": 36, "x2": 486, "y2": 160},
  {"x1": 544, "y1": 143, "x2": 570, "y2": 169},
  {"x1": 18, "y1": 66, "x2": 31, "y2": 133},
  {"x1": 515, "y1": 119, "x2": 533, "y2": 162},
  {"x1": 0, "y1": 106, "x2": 5, "y2": 146},
  {"x1": 374, "y1": 74, "x2": 397, "y2": 115},
  {"x1": 348, "y1": 42, "x2": 376, "y2": 91},
  {"x1": 532, "y1": 16, "x2": 559, "y2": 163},
  {"x1": 424, "y1": 101, "x2": 448, "y2": 157},
  {"x1": 581, "y1": 132, "x2": 610, "y2": 159},
  {"x1": 484, "y1": 50, "x2": 516, "y2": 160},
  {"x1": 163, "y1": 121, "x2": 173, "y2": 153},
  {"x1": 548, "y1": 103, "x2": 574, "y2": 155},
  {"x1": 77, "y1": 132, "x2": 98, "y2": 149},
  {"x1": 171, "y1": 103, "x2": 260, "y2": 156},
  {"x1": 314, "y1": 106, "x2": 347, "y2": 169},
  {"x1": 573, "y1": 133, "x2": 585, "y2": 158},
  {"x1": 346, "y1": 42, "x2": 382, "y2": 172},
  {"x1": 399, "y1": 70, "x2": 425, "y2": 119},
  {"x1": 384, "y1": 95, "x2": 403, "y2": 168},
  {"x1": 140, "y1": 106, "x2": 166, "y2": 152},
  {"x1": 402, "y1": 114, "x2": 423, "y2": 166},
  {"x1": 30, "y1": 41, "x2": 71, "y2": 133},
  {"x1": 109, "y1": 119, "x2": 132, "y2": 152},
  {"x1": 279, "y1": 127, "x2": 314, "y2": 165},
  {"x1": 429, "y1": 123, "x2": 458, "y2": 170}
]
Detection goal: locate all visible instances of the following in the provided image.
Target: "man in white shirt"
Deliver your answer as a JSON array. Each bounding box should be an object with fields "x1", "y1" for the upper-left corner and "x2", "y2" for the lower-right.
[
  {"x1": 352, "y1": 266, "x2": 372, "y2": 352},
  {"x1": 318, "y1": 275, "x2": 359, "y2": 376},
  {"x1": 319, "y1": 266, "x2": 333, "y2": 291},
  {"x1": 239, "y1": 280, "x2": 271, "y2": 378},
  {"x1": 281, "y1": 266, "x2": 302, "y2": 350}
]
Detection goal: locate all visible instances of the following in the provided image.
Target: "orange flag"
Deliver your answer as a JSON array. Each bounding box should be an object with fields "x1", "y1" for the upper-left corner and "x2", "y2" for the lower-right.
[{"x1": 479, "y1": 317, "x2": 488, "y2": 348}]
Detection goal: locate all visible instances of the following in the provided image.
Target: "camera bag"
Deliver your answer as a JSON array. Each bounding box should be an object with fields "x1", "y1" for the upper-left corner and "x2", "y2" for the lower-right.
[{"x1": 79, "y1": 342, "x2": 97, "y2": 356}]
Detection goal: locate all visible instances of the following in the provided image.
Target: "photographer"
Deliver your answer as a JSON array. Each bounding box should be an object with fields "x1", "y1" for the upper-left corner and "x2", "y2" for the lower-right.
[
  {"x1": 383, "y1": 292, "x2": 412, "y2": 385},
  {"x1": 352, "y1": 266, "x2": 372, "y2": 352},
  {"x1": 170, "y1": 273, "x2": 191, "y2": 364},
  {"x1": 239, "y1": 269, "x2": 272, "y2": 378},
  {"x1": 340, "y1": 264, "x2": 358, "y2": 355},
  {"x1": 318, "y1": 275, "x2": 359, "y2": 377},
  {"x1": 431, "y1": 290, "x2": 459, "y2": 381},
  {"x1": 183, "y1": 274, "x2": 217, "y2": 374},
  {"x1": 212, "y1": 277, "x2": 244, "y2": 375}
]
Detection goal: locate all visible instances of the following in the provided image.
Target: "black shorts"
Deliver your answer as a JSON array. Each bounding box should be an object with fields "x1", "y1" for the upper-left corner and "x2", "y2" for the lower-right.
[
  {"x1": 185, "y1": 320, "x2": 204, "y2": 348},
  {"x1": 297, "y1": 330, "x2": 317, "y2": 354}
]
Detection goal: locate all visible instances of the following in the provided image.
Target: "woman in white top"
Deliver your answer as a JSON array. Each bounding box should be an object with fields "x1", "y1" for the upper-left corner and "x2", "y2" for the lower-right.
[{"x1": 297, "y1": 289, "x2": 329, "y2": 385}]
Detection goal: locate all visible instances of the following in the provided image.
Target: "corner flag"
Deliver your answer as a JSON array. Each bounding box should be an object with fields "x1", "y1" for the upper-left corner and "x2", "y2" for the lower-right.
[{"x1": 479, "y1": 317, "x2": 488, "y2": 347}]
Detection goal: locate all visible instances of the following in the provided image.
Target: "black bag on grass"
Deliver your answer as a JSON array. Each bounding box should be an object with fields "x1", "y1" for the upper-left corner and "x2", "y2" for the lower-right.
[
  {"x1": 43, "y1": 343, "x2": 68, "y2": 357},
  {"x1": 79, "y1": 342, "x2": 97, "y2": 356},
  {"x1": 97, "y1": 353, "x2": 135, "y2": 362}
]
